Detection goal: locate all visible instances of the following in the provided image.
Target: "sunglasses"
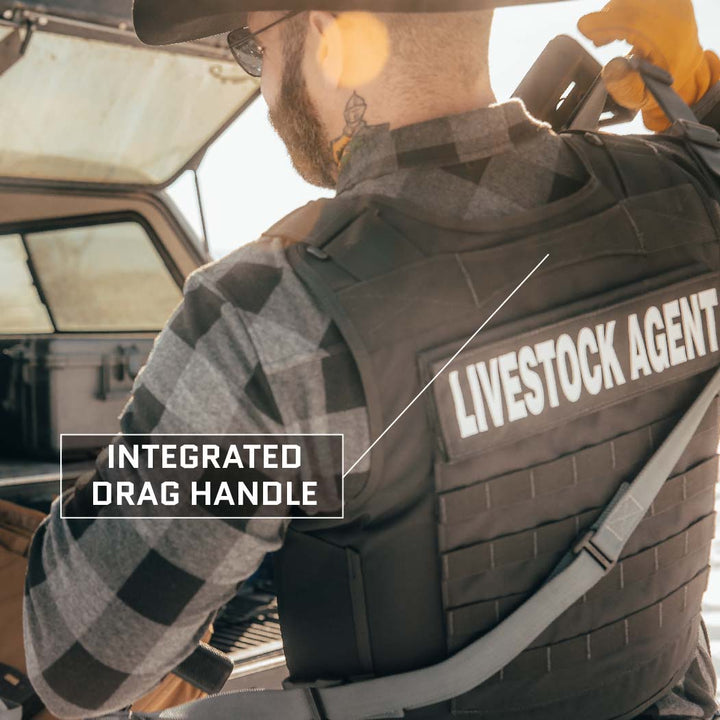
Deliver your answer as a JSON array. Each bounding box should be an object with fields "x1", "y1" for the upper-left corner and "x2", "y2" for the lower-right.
[{"x1": 227, "y1": 11, "x2": 303, "y2": 77}]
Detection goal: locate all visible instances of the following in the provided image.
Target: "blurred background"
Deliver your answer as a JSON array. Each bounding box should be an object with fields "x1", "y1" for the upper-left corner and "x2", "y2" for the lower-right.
[{"x1": 168, "y1": 0, "x2": 720, "y2": 258}]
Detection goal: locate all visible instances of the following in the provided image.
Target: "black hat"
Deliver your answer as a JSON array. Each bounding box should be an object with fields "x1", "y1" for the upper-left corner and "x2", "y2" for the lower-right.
[{"x1": 133, "y1": 0, "x2": 567, "y2": 46}]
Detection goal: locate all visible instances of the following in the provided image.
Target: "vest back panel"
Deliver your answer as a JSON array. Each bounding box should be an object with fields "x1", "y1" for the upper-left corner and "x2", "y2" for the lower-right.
[{"x1": 278, "y1": 132, "x2": 720, "y2": 720}]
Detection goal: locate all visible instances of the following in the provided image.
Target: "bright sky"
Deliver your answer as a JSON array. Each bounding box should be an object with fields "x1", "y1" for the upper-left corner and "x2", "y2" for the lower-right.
[{"x1": 168, "y1": 0, "x2": 720, "y2": 260}]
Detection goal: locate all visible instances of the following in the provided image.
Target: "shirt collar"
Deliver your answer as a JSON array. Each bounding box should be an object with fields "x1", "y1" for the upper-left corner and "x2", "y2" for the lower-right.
[{"x1": 336, "y1": 99, "x2": 552, "y2": 195}]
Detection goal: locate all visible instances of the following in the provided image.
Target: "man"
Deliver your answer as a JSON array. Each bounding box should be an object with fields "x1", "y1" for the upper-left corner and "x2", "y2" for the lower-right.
[{"x1": 23, "y1": 0, "x2": 720, "y2": 718}]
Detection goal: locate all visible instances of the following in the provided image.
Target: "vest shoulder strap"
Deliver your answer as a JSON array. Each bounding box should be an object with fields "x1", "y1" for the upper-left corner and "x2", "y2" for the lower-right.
[{"x1": 263, "y1": 197, "x2": 369, "y2": 248}]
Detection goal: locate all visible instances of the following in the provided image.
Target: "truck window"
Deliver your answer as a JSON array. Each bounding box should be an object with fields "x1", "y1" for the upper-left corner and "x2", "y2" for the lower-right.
[
  {"x1": 0, "y1": 234, "x2": 54, "y2": 334},
  {"x1": 22, "y1": 221, "x2": 183, "y2": 332},
  {"x1": 0, "y1": 26, "x2": 258, "y2": 185}
]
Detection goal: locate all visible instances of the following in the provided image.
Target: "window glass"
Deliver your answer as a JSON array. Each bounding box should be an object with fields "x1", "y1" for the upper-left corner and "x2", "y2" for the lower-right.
[
  {"x1": 0, "y1": 234, "x2": 54, "y2": 334},
  {"x1": 25, "y1": 222, "x2": 182, "y2": 331},
  {"x1": 0, "y1": 27, "x2": 258, "y2": 185}
]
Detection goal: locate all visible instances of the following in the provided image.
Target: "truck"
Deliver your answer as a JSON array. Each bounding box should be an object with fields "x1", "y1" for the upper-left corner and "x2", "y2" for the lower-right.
[{"x1": 0, "y1": 0, "x2": 288, "y2": 694}]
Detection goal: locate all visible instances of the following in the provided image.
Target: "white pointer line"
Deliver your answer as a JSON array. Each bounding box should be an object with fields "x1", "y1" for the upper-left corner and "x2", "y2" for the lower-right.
[{"x1": 344, "y1": 254, "x2": 551, "y2": 478}]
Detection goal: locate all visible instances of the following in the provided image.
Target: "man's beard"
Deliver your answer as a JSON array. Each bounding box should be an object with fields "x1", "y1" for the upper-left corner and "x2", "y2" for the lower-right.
[{"x1": 268, "y1": 41, "x2": 336, "y2": 189}]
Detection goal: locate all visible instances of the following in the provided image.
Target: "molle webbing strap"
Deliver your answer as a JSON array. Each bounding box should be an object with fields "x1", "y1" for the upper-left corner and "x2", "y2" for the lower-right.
[
  {"x1": 447, "y1": 513, "x2": 714, "y2": 648},
  {"x1": 128, "y1": 366, "x2": 720, "y2": 720},
  {"x1": 443, "y1": 458, "x2": 716, "y2": 588},
  {"x1": 443, "y1": 460, "x2": 716, "y2": 610},
  {"x1": 455, "y1": 569, "x2": 708, "y2": 685},
  {"x1": 452, "y1": 613, "x2": 703, "y2": 718},
  {"x1": 441, "y1": 462, "x2": 717, "y2": 586},
  {"x1": 447, "y1": 511, "x2": 714, "y2": 647},
  {"x1": 438, "y1": 404, "x2": 718, "y2": 527}
]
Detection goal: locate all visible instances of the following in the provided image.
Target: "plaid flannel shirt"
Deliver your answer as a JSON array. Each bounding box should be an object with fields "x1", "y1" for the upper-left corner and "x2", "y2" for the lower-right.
[{"x1": 24, "y1": 96, "x2": 720, "y2": 719}]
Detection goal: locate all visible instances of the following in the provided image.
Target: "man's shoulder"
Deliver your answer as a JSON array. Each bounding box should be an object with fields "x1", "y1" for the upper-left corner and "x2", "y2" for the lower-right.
[
  {"x1": 262, "y1": 196, "x2": 370, "y2": 247},
  {"x1": 262, "y1": 199, "x2": 335, "y2": 243},
  {"x1": 184, "y1": 200, "x2": 329, "y2": 296},
  {"x1": 183, "y1": 202, "x2": 351, "y2": 368},
  {"x1": 191, "y1": 197, "x2": 366, "y2": 294}
]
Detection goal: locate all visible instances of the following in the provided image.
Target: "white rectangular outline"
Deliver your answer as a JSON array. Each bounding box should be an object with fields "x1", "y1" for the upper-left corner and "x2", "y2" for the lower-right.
[{"x1": 59, "y1": 433, "x2": 345, "y2": 521}]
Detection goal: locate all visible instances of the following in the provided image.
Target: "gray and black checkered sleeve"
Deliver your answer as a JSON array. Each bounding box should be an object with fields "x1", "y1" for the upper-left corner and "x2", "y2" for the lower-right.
[{"x1": 22, "y1": 251, "x2": 308, "y2": 718}]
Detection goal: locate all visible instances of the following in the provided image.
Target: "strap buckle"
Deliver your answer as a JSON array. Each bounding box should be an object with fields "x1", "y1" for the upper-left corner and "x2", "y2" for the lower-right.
[
  {"x1": 306, "y1": 245, "x2": 330, "y2": 261},
  {"x1": 668, "y1": 119, "x2": 720, "y2": 149},
  {"x1": 572, "y1": 531, "x2": 616, "y2": 572},
  {"x1": 0, "y1": 664, "x2": 43, "y2": 718},
  {"x1": 172, "y1": 642, "x2": 233, "y2": 695}
]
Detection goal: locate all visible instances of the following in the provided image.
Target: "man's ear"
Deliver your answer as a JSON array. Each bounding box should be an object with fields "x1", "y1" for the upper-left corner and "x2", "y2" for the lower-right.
[
  {"x1": 310, "y1": 11, "x2": 390, "y2": 89},
  {"x1": 310, "y1": 11, "x2": 344, "y2": 88}
]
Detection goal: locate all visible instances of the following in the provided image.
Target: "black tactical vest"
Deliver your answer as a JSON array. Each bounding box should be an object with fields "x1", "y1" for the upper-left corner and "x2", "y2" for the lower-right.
[{"x1": 273, "y1": 131, "x2": 720, "y2": 720}]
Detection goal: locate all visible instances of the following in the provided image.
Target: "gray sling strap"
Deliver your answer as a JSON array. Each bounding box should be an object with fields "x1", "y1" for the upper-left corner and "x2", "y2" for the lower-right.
[{"x1": 125, "y1": 365, "x2": 720, "y2": 720}]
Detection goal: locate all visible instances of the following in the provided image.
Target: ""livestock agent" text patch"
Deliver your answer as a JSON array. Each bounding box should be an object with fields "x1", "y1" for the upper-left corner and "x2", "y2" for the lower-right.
[{"x1": 428, "y1": 274, "x2": 720, "y2": 459}]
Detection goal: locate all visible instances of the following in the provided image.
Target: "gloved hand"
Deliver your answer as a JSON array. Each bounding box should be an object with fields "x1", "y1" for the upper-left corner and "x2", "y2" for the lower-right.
[{"x1": 578, "y1": 0, "x2": 720, "y2": 131}]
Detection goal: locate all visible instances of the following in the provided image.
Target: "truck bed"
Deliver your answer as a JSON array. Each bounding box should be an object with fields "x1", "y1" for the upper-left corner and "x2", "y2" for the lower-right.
[{"x1": 0, "y1": 457, "x2": 93, "y2": 511}]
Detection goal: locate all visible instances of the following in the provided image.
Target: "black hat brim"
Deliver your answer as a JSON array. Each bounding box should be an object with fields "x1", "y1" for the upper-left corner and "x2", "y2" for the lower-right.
[{"x1": 133, "y1": 0, "x2": 567, "y2": 46}]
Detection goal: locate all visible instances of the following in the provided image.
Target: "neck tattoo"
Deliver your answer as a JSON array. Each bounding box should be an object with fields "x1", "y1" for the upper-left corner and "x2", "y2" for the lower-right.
[{"x1": 331, "y1": 92, "x2": 386, "y2": 167}]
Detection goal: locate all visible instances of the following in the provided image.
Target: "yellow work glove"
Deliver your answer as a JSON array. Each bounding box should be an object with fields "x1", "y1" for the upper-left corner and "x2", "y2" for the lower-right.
[{"x1": 578, "y1": 0, "x2": 720, "y2": 131}]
